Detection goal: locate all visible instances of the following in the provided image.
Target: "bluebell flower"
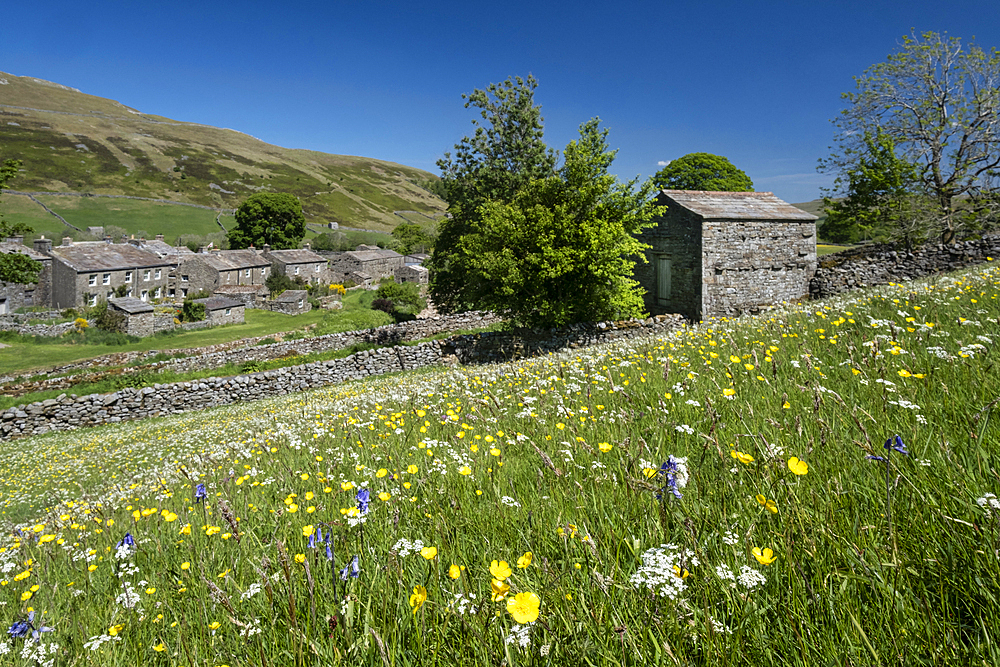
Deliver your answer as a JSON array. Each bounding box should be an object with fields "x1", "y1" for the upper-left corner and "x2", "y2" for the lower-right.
[
  {"x1": 8, "y1": 619, "x2": 30, "y2": 638},
  {"x1": 326, "y1": 543, "x2": 334, "y2": 562},
  {"x1": 194, "y1": 483, "x2": 207, "y2": 503},
  {"x1": 116, "y1": 532, "x2": 136, "y2": 555},
  {"x1": 656, "y1": 459, "x2": 683, "y2": 500},
  {"x1": 308, "y1": 531, "x2": 318, "y2": 549},
  {"x1": 339, "y1": 554, "x2": 360, "y2": 580},
  {"x1": 865, "y1": 455, "x2": 887, "y2": 462},
  {"x1": 885, "y1": 435, "x2": 909, "y2": 456},
  {"x1": 356, "y1": 489, "x2": 370, "y2": 515}
]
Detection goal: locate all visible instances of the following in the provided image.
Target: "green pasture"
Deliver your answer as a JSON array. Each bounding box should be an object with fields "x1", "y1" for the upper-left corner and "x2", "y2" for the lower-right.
[{"x1": 0, "y1": 261, "x2": 998, "y2": 664}]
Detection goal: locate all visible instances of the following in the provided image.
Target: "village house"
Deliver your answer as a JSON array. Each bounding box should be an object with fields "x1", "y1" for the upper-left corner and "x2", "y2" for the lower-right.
[
  {"x1": 212, "y1": 284, "x2": 269, "y2": 309},
  {"x1": 171, "y1": 248, "x2": 269, "y2": 299},
  {"x1": 0, "y1": 236, "x2": 52, "y2": 314},
  {"x1": 635, "y1": 190, "x2": 817, "y2": 321},
  {"x1": 327, "y1": 245, "x2": 404, "y2": 284},
  {"x1": 45, "y1": 237, "x2": 173, "y2": 308},
  {"x1": 264, "y1": 244, "x2": 329, "y2": 285}
]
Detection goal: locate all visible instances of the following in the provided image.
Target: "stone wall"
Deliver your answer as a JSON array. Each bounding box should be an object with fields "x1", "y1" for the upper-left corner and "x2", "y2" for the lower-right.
[
  {"x1": 810, "y1": 234, "x2": 1000, "y2": 299},
  {"x1": 636, "y1": 208, "x2": 702, "y2": 320},
  {"x1": 702, "y1": 220, "x2": 816, "y2": 318},
  {"x1": 1, "y1": 314, "x2": 684, "y2": 439}
]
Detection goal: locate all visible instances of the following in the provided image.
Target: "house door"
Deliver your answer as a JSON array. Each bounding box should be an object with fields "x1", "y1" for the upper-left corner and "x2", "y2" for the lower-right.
[
  {"x1": 0, "y1": 298, "x2": 7, "y2": 315},
  {"x1": 657, "y1": 257, "x2": 671, "y2": 305}
]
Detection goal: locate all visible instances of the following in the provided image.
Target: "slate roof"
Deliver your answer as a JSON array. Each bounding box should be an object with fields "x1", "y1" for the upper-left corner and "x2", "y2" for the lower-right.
[
  {"x1": 193, "y1": 296, "x2": 244, "y2": 311},
  {"x1": 135, "y1": 239, "x2": 194, "y2": 259},
  {"x1": 48, "y1": 241, "x2": 171, "y2": 272},
  {"x1": 214, "y1": 285, "x2": 268, "y2": 294},
  {"x1": 275, "y1": 289, "x2": 309, "y2": 303},
  {"x1": 266, "y1": 248, "x2": 327, "y2": 264},
  {"x1": 218, "y1": 249, "x2": 270, "y2": 268},
  {"x1": 0, "y1": 241, "x2": 49, "y2": 262},
  {"x1": 659, "y1": 191, "x2": 817, "y2": 221},
  {"x1": 108, "y1": 296, "x2": 154, "y2": 314},
  {"x1": 345, "y1": 248, "x2": 402, "y2": 262}
]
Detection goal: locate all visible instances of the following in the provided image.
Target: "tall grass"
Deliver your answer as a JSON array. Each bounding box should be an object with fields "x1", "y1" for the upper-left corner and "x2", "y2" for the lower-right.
[{"x1": 1, "y1": 262, "x2": 998, "y2": 665}]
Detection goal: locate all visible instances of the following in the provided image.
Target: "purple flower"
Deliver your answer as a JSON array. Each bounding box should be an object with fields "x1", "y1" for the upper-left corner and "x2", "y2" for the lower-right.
[
  {"x1": 866, "y1": 455, "x2": 887, "y2": 462},
  {"x1": 194, "y1": 483, "x2": 207, "y2": 503},
  {"x1": 656, "y1": 459, "x2": 683, "y2": 500},
  {"x1": 339, "y1": 554, "x2": 360, "y2": 580},
  {"x1": 116, "y1": 532, "x2": 136, "y2": 552},
  {"x1": 884, "y1": 435, "x2": 909, "y2": 456},
  {"x1": 7, "y1": 619, "x2": 29, "y2": 638},
  {"x1": 356, "y1": 488, "x2": 371, "y2": 515}
]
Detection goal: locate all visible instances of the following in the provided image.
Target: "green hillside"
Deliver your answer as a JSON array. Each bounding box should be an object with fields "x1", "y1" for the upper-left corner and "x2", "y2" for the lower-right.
[{"x1": 0, "y1": 72, "x2": 446, "y2": 234}]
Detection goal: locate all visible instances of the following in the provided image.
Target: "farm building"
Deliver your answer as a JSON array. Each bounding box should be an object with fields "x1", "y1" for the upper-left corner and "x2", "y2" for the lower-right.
[
  {"x1": 108, "y1": 296, "x2": 155, "y2": 337},
  {"x1": 193, "y1": 296, "x2": 245, "y2": 326},
  {"x1": 328, "y1": 245, "x2": 404, "y2": 284},
  {"x1": 635, "y1": 191, "x2": 817, "y2": 321},
  {"x1": 0, "y1": 236, "x2": 52, "y2": 313},
  {"x1": 264, "y1": 245, "x2": 329, "y2": 285},
  {"x1": 269, "y1": 289, "x2": 311, "y2": 315}
]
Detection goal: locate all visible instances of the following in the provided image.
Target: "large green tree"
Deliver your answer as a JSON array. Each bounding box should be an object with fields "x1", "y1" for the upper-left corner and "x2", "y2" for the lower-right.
[
  {"x1": 434, "y1": 116, "x2": 660, "y2": 328},
  {"x1": 0, "y1": 159, "x2": 43, "y2": 285},
  {"x1": 652, "y1": 153, "x2": 754, "y2": 192},
  {"x1": 821, "y1": 32, "x2": 1000, "y2": 242},
  {"x1": 429, "y1": 76, "x2": 558, "y2": 314},
  {"x1": 227, "y1": 193, "x2": 306, "y2": 250}
]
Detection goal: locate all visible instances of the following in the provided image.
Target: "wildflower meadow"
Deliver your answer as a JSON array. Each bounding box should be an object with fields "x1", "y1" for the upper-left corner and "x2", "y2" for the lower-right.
[{"x1": 2, "y1": 262, "x2": 1000, "y2": 666}]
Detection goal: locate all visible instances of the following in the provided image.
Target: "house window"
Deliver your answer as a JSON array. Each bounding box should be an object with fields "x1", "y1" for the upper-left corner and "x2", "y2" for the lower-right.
[
  {"x1": 181, "y1": 275, "x2": 189, "y2": 282},
  {"x1": 656, "y1": 257, "x2": 672, "y2": 305},
  {"x1": 297, "y1": 299, "x2": 303, "y2": 308},
  {"x1": 168, "y1": 288, "x2": 176, "y2": 297},
  {"x1": 155, "y1": 269, "x2": 162, "y2": 280},
  {"x1": 141, "y1": 289, "x2": 149, "y2": 301},
  {"x1": 125, "y1": 271, "x2": 133, "y2": 283},
  {"x1": 154, "y1": 287, "x2": 162, "y2": 299},
  {"x1": 126, "y1": 288, "x2": 133, "y2": 298},
  {"x1": 89, "y1": 294, "x2": 98, "y2": 307},
  {"x1": 225, "y1": 308, "x2": 232, "y2": 316},
  {"x1": 262, "y1": 267, "x2": 268, "y2": 276},
  {"x1": 245, "y1": 269, "x2": 251, "y2": 278},
  {"x1": 106, "y1": 291, "x2": 114, "y2": 300},
  {"x1": 103, "y1": 273, "x2": 111, "y2": 285},
  {"x1": 88, "y1": 274, "x2": 97, "y2": 286},
  {"x1": 181, "y1": 288, "x2": 188, "y2": 298},
  {"x1": 294, "y1": 266, "x2": 300, "y2": 275},
  {"x1": 315, "y1": 264, "x2": 320, "y2": 272},
  {"x1": 143, "y1": 270, "x2": 151, "y2": 281}
]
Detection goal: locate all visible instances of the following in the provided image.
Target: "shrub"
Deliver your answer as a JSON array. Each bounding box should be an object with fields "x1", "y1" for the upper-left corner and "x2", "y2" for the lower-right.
[
  {"x1": 240, "y1": 360, "x2": 265, "y2": 374},
  {"x1": 91, "y1": 301, "x2": 126, "y2": 333},
  {"x1": 372, "y1": 298, "x2": 395, "y2": 314},
  {"x1": 182, "y1": 301, "x2": 206, "y2": 322}
]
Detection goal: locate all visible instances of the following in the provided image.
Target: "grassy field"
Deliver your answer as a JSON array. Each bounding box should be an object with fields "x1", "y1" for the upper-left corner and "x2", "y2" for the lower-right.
[
  {"x1": 0, "y1": 305, "x2": 393, "y2": 377},
  {"x1": 0, "y1": 262, "x2": 998, "y2": 665}
]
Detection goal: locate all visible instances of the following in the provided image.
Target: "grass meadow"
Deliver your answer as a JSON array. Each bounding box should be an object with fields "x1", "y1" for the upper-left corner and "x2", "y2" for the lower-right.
[{"x1": 1, "y1": 262, "x2": 999, "y2": 665}]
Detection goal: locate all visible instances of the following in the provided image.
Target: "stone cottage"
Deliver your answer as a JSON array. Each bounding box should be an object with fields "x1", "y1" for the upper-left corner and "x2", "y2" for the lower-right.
[
  {"x1": 46, "y1": 238, "x2": 173, "y2": 308},
  {"x1": 213, "y1": 284, "x2": 269, "y2": 309},
  {"x1": 328, "y1": 245, "x2": 404, "y2": 284},
  {"x1": 172, "y1": 249, "x2": 270, "y2": 299},
  {"x1": 108, "y1": 296, "x2": 155, "y2": 337},
  {"x1": 635, "y1": 191, "x2": 817, "y2": 321},
  {"x1": 264, "y1": 245, "x2": 329, "y2": 285},
  {"x1": 193, "y1": 296, "x2": 245, "y2": 326},
  {"x1": 0, "y1": 236, "x2": 52, "y2": 313}
]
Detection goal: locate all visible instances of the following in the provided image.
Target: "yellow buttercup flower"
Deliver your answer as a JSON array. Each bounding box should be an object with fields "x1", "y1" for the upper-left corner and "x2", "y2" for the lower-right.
[
  {"x1": 490, "y1": 578, "x2": 511, "y2": 601},
  {"x1": 730, "y1": 450, "x2": 754, "y2": 465},
  {"x1": 755, "y1": 494, "x2": 778, "y2": 514},
  {"x1": 787, "y1": 457, "x2": 809, "y2": 476},
  {"x1": 672, "y1": 565, "x2": 689, "y2": 579},
  {"x1": 598, "y1": 442, "x2": 613, "y2": 453},
  {"x1": 506, "y1": 591, "x2": 541, "y2": 623},
  {"x1": 752, "y1": 546, "x2": 777, "y2": 565},
  {"x1": 489, "y1": 560, "x2": 512, "y2": 580},
  {"x1": 517, "y1": 552, "x2": 532, "y2": 569},
  {"x1": 302, "y1": 525, "x2": 315, "y2": 537},
  {"x1": 420, "y1": 546, "x2": 437, "y2": 560},
  {"x1": 409, "y1": 585, "x2": 427, "y2": 612},
  {"x1": 448, "y1": 564, "x2": 461, "y2": 579}
]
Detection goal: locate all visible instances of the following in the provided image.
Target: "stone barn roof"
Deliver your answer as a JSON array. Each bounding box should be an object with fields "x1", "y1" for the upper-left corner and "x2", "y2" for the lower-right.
[
  {"x1": 108, "y1": 296, "x2": 154, "y2": 314},
  {"x1": 194, "y1": 296, "x2": 243, "y2": 311},
  {"x1": 659, "y1": 191, "x2": 817, "y2": 221},
  {"x1": 275, "y1": 289, "x2": 309, "y2": 303},
  {"x1": 49, "y1": 241, "x2": 171, "y2": 272}
]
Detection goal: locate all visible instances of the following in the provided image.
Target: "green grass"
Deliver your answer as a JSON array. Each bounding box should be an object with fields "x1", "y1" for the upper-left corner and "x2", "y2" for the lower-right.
[
  {"x1": 817, "y1": 243, "x2": 851, "y2": 256},
  {"x1": 1, "y1": 262, "x2": 999, "y2": 664}
]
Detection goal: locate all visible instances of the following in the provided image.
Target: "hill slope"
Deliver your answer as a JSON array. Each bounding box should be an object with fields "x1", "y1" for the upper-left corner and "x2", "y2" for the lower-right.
[{"x1": 0, "y1": 72, "x2": 445, "y2": 231}]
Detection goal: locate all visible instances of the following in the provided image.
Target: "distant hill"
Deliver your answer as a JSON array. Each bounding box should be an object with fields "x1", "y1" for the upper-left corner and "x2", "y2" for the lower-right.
[
  {"x1": 0, "y1": 72, "x2": 446, "y2": 233},
  {"x1": 792, "y1": 199, "x2": 828, "y2": 229}
]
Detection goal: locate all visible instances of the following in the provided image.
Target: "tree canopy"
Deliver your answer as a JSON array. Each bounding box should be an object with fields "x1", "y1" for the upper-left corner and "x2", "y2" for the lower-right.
[
  {"x1": 652, "y1": 153, "x2": 754, "y2": 192},
  {"x1": 0, "y1": 159, "x2": 43, "y2": 285},
  {"x1": 227, "y1": 193, "x2": 306, "y2": 250},
  {"x1": 429, "y1": 77, "x2": 660, "y2": 327},
  {"x1": 820, "y1": 31, "x2": 1000, "y2": 243}
]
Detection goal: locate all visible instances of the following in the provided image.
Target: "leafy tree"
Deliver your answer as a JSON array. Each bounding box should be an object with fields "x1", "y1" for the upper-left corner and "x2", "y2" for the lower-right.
[
  {"x1": 391, "y1": 223, "x2": 433, "y2": 254},
  {"x1": 181, "y1": 301, "x2": 206, "y2": 322},
  {"x1": 375, "y1": 277, "x2": 426, "y2": 318},
  {"x1": 430, "y1": 75, "x2": 558, "y2": 314},
  {"x1": 821, "y1": 32, "x2": 1000, "y2": 242},
  {"x1": 227, "y1": 193, "x2": 306, "y2": 250},
  {"x1": 265, "y1": 271, "x2": 296, "y2": 297},
  {"x1": 0, "y1": 159, "x2": 43, "y2": 285},
  {"x1": 822, "y1": 131, "x2": 932, "y2": 244},
  {"x1": 438, "y1": 117, "x2": 660, "y2": 328},
  {"x1": 310, "y1": 232, "x2": 344, "y2": 252},
  {"x1": 652, "y1": 153, "x2": 754, "y2": 192}
]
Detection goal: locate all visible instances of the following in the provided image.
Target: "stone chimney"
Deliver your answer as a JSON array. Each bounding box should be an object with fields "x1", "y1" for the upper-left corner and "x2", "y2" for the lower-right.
[
  {"x1": 304, "y1": 242, "x2": 311, "y2": 251},
  {"x1": 263, "y1": 244, "x2": 271, "y2": 254},
  {"x1": 120, "y1": 234, "x2": 128, "y2": 243},
  {"x1": 33, "y1": 236, "x2": 52, "y2": 255},
  {"x1": 155, "y1": 234, "x2": 164, "y2": 241},
  {"x1": 5, "y1": 234, "x2": 23, "y2": 245},
  {"x1": 62, "y1": 237, "x2": 73, "y2": 247},
  {"x1": 104, "y1": 235, "x2": 112, "y2": 243},
  {"x1": 197, "y1": 245, "x2": 208, "y2": 254}
]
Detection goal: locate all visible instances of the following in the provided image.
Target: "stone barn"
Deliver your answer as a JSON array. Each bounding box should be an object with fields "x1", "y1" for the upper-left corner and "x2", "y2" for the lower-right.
[
  {"x1": 635, "y1": 191, "x2": 817, "y2": 321},
  {"x1": 269, "y1": 290, "x2": 311, "y2": 315},
  {"x1": 108, "y1": 297, "x2": 155, "y2": 337},
  {"x1": 194, "y1": 296, "x2": 245, "y2": 326}
]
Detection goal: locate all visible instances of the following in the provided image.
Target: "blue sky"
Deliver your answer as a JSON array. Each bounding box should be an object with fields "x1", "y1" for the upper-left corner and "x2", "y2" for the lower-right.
[{"x1": 3, "y1": 0, "x2": 999, "y2": 203}]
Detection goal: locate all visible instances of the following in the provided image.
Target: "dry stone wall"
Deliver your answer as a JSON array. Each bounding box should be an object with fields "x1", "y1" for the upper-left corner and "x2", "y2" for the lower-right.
[
  {"x1": 1, "y1": 314, "x2": 684, "y2": 439},
  {"x1": 810, "y1": 234, "x2": 1000, "y2": 299}
]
